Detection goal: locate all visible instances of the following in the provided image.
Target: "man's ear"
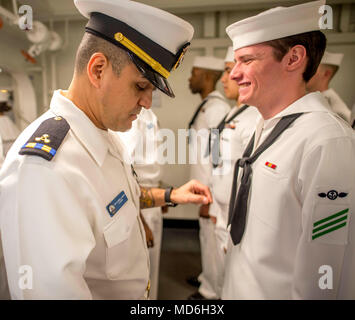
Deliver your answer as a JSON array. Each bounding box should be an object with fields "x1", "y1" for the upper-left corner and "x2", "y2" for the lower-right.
[
  {"x1": 323, "y1": 67, "x2": 334, "y2": 81},
  {"x1": 86, "y1": 53, "x2": 109, "y2": 88},
  {"x1": 284, "y1": 45, "x2": 307, "y2": 73}
]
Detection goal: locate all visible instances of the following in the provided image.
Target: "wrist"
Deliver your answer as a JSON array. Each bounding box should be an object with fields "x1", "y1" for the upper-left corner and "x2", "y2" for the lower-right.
[{"x1": 164, "y1": 187, "x2": 178, "y2": 207}]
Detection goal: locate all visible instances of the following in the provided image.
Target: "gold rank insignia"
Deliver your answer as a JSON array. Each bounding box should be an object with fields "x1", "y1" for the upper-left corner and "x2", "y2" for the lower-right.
[{"x1": 35, "y1": 134, "x2": 51, "y2": 144}]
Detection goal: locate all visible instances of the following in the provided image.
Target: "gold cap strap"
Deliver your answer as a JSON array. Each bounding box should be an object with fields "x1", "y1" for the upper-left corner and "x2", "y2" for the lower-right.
[{"x1": 114, "y1": 32, "x2": 170, "y2": 79}]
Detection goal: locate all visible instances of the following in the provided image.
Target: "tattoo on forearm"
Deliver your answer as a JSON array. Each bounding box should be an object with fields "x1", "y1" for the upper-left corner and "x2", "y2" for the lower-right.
[{"x1": 140, "y1": 187, "x2": 155, "y2": 209}]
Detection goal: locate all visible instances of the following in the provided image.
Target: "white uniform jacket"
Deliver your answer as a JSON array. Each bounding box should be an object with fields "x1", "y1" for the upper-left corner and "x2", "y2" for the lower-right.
[
  {"x1": 189, "y1": 90, "x2": 230, "y2": 186},
  {"x1": 118, "y1": 107, "x2": 163, "y2": 300},
  {"x1": 0, "y1": 90, "x2": 150, "y2": 299},
  {"x1": 210, "y1": 105, "x2": 259, "y2": 245},
  {"x1": 222, "y1": 92, "x2": 355, "y2": 299},
  {"x1": 323, "y1": 88, "x2": 351, "y2": 124}
]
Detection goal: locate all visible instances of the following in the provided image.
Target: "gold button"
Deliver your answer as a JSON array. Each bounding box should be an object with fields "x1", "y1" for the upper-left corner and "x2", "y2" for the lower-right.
[
  {"x1": 54, "y1": 116, "x2": 62, "y2": 121},
  {"x1": 115, "y1": 32, "x2": 124, "y2": 42}
]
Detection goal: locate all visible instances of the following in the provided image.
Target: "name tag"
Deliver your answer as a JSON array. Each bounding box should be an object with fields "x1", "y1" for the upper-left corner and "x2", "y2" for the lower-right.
[{"x1": 106, "y1": 191, "x2": 128, "y2": 217}]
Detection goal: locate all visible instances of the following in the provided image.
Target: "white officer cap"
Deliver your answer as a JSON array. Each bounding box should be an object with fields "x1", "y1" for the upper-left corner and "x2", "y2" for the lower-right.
[
  {"x1": 193, "y1": 56, "x2": 224, "y2": 71},
  {"x1": 224, "y1": 46, "x2": 234, "y2": 63},
  {"x1": 226, "y1": 0, "x2": 325, "y2": 51},
  {"x1": 0, "y1": 90, "x2": 9, "y2": 103},
  {"x1": 321, "y1": 51, "x2": 344, "y2": 66},
  {"x1": 74, "y1": 0, "x2": 194, "y2": 98}
]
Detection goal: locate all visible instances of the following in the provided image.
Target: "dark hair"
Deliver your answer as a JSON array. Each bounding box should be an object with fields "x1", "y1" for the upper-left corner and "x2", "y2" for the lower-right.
[
  {"x1": 264, "y1": 31, "x2": 326, "y2": 82},
  {"x1": 74, "y1": 32, "x2": 130, "y2": 76}
]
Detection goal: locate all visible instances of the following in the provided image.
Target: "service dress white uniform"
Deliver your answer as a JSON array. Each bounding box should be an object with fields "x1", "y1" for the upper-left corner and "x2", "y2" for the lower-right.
[
  {"x1": 209, "y1": 105, "x2": 259, "y2": 297},
  {"x1": 222, "y1": 92, "x2": 355, "y2": 299},
  {"x1": 322, "y1": 88, "x2": 351, "y2": 124},
  {"x1": 0, "y1": 115, "x2": 20, "y2": 157},
  {"x1": 118, "y1": 107, "x2": 162, "y2": 300},
  {"x1": 189, "y1": 90, "x2": 230, "y2": 299},
  {"x1": 0, "y1": 90, "x2": 150, "y2": 299}
]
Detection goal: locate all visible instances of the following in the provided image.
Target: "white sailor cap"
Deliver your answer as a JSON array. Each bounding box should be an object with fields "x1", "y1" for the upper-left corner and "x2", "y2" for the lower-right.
[
  {"x1": 226, "y1": 0, "x2": 325, "y2": 51},
  {"x1": 74, "y1": 0, "x2": 194, "y2": 98},
  {"x1": 321, "y1": 51, "x2": 344, "y2": 66},
  {"x1": 224, "y1": 46, "x2": 234, "y2": 63},
  {"x1": 192, "y1": 56, "x2": 224, "y2": 71},
  {"x1": 0, "y1": 90, "x2": 9, "y2": 103}
]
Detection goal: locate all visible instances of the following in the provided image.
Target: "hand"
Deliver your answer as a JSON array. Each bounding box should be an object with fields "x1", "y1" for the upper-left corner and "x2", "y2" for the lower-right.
[
  {"x1": 170, "y1": 179, "x2": 212, "y2": 205},
  {"x1": 161, "y1": 205, "x2": 169, "y2": 214},
  {"x1": 199, "y1": 203, "x2": 210, "y2": 219}
]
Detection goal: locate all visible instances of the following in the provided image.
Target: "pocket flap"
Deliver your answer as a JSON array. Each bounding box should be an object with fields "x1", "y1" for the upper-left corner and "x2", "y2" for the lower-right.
[{"x1": 103, "y1": 202, "x2": 137, "y2": 248}]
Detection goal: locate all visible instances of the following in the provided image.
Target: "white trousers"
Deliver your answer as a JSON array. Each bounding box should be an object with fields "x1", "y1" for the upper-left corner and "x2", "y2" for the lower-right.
[
  {"x1": 214, "y1": 226, "x2": 229, "y2": 298},
  {"x1": 141, "y1": 207, "x2": 163, "y2": 300},
  {"x1": 198, "y1": 217, "x2": 219, "y2": 299}
]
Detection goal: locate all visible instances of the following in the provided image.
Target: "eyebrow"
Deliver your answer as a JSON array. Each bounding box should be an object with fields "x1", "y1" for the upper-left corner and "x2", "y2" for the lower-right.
[
  {"x1": 236, "y1": 52, "x2": 264, "y2": 62},
  {"x1": 236, "y1": 54, "x2": 255, "y2": 61}
]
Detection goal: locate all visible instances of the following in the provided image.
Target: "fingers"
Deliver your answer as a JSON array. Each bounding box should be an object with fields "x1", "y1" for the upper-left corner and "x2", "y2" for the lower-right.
[
  {"x1": 190, "y1": 180, "x2": 212, "y2": 203},
  {"x1": 188, "y1": 194, "x2": 210, "y2": 205}
]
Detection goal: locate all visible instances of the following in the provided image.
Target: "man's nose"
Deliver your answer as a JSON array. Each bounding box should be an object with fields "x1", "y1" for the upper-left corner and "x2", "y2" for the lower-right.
[
  {"x1": 230, "y1": 64, "x2": 242, "y2": 82},
  {"x1": 139, "y1": 89, "x2": 153, "y2": 109}
]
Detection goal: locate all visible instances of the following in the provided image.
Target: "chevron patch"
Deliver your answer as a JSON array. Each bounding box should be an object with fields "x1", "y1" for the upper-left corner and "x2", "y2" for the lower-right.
[{"x1": 312, "y1": 208, "x2": 349, "y2": 240}]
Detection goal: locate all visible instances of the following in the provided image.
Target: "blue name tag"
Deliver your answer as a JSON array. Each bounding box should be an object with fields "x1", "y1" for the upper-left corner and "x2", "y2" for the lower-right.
[{"x1": 106, "y1": 191, "x2": 128, "y2": 217}]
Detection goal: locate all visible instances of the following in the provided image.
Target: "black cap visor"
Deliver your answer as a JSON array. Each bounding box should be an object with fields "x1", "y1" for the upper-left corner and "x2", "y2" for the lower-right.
[{"x1": 128, "y1": 52, "x2": 175, "y2": 98}]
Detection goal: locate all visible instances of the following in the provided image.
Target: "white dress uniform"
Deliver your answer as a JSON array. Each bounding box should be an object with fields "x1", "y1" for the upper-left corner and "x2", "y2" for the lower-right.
[
  {"x1": 189, "y1": 90, "x2": 230, "y2": 299},
  {"x1": 0, "y1": 90, "x2": 150, "y2": 299},
  {"x1": 222, "y1": 92, "x2": 355, "y2": 299},
  {"x1": 0, "y1": 115, "x2": 21, "y2": 157},
  {"x1": 118, "y1": 107, "x2": 163, "y2": 300},
  {"x1": 322, "y1": 88, "x2": 351, "y2": 124},
  {"x1": 209, "y1": 105, "x2": 259, "y2": 297},
  {"x1": 189, "y1": 90, "x2": 230, "y2": 186}
]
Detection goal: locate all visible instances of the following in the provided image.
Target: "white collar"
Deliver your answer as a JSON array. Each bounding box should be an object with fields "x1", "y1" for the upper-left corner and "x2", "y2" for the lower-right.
[
  {"x1": 49, "y1": 90, "x2": 109, "y2": 167},
  {"x1": 261, "y1": 92, "x2": 330, "y2": 130}
]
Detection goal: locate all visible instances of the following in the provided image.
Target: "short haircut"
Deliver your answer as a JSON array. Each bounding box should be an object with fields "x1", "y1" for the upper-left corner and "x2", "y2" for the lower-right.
[
  {"x1": 74, "y1": 32, "x2": 130, "y2": 76},
  {"x1": 264, "y1": 31, "x2": 326, "y2": 82}
]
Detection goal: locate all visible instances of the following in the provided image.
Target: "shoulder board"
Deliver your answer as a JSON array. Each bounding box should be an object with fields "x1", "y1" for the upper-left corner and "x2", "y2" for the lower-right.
[{"x1": 19, "y1": 116, "x2": 70, "y2": 161}]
